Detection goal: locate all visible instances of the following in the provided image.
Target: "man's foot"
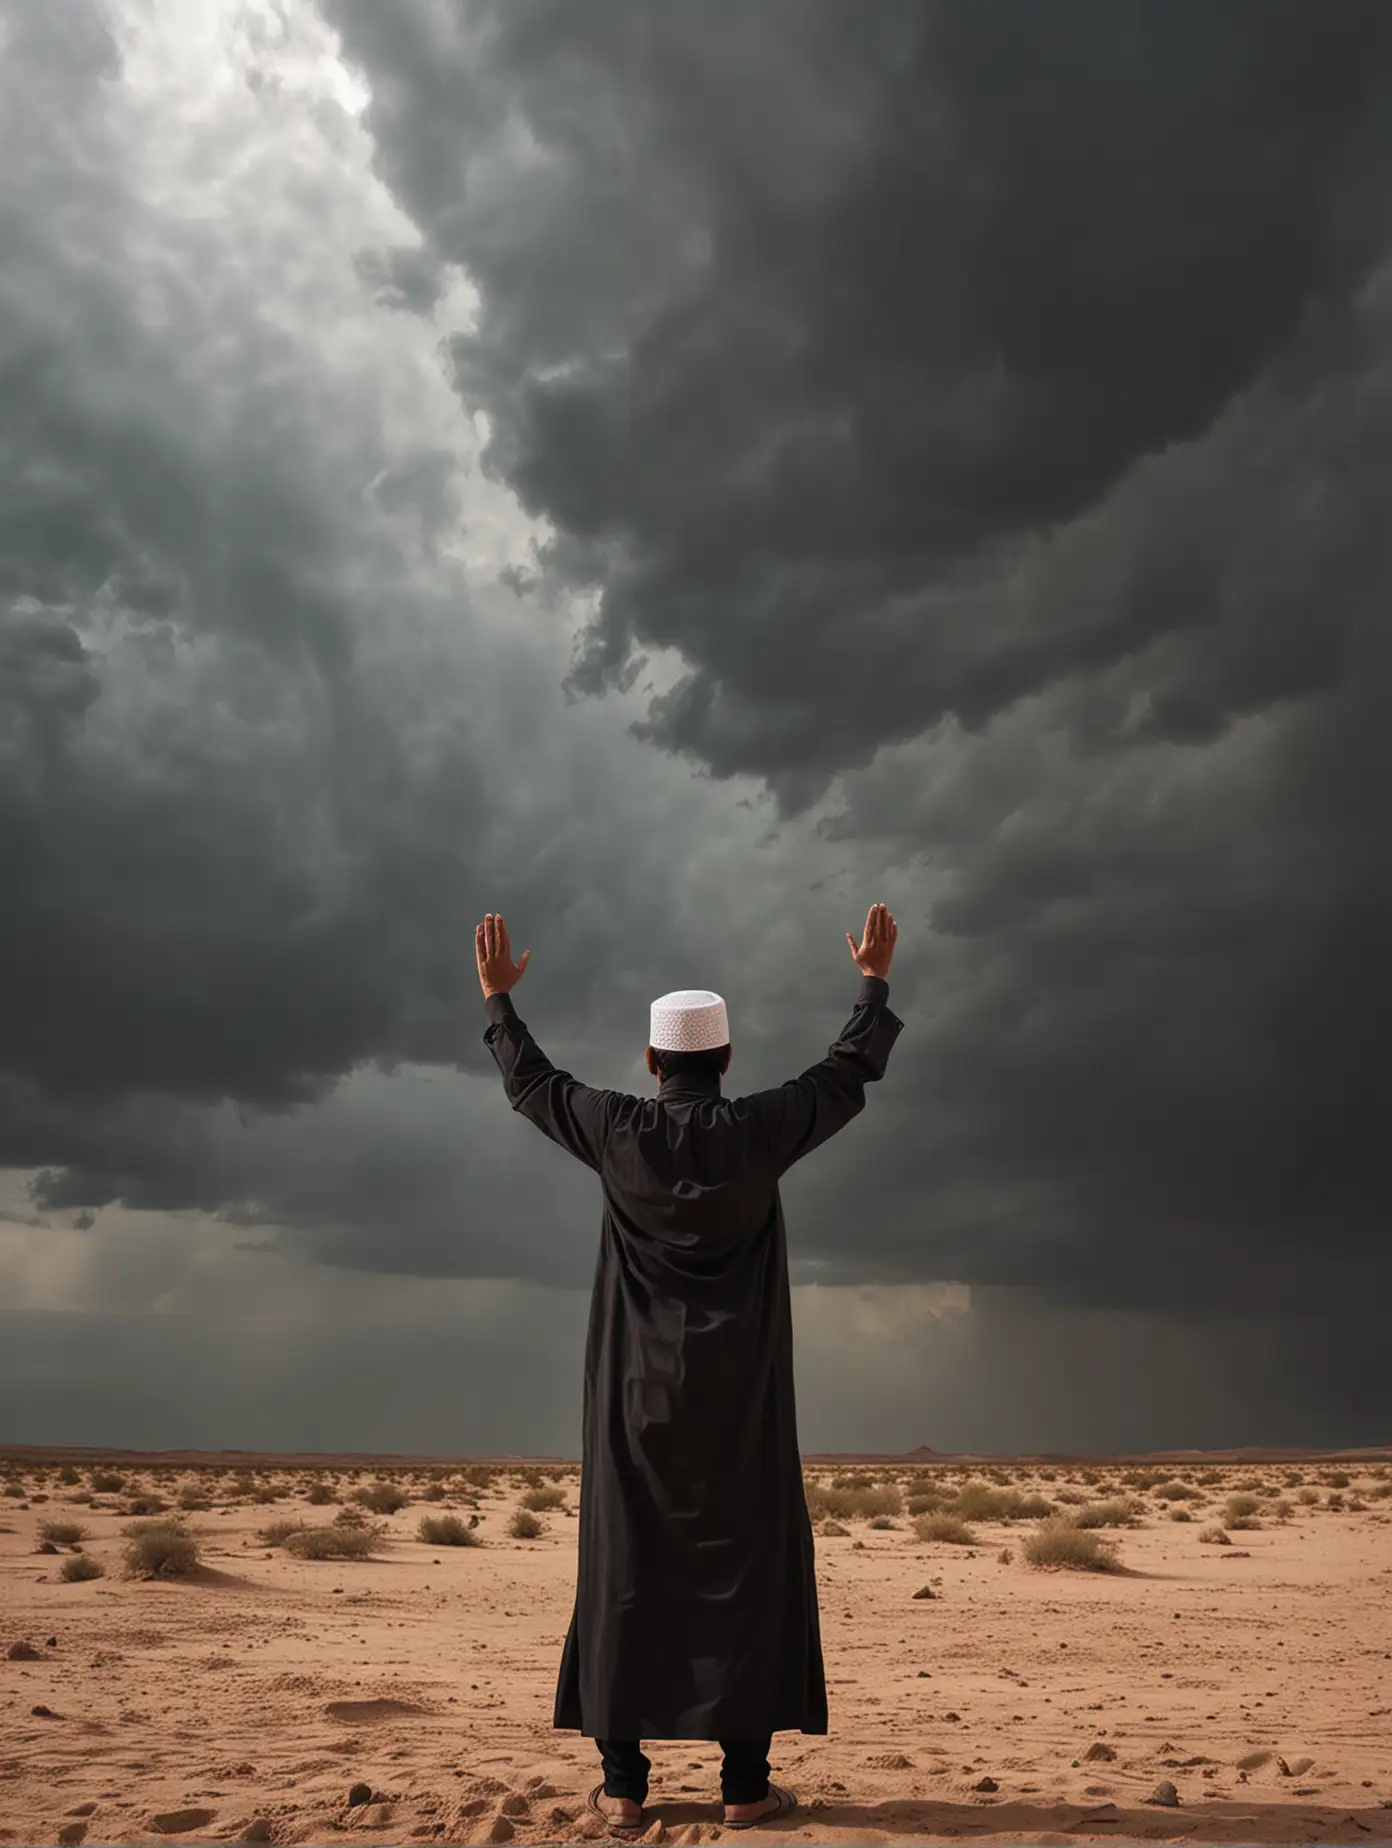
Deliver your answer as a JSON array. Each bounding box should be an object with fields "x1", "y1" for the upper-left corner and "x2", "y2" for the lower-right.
[
  {"x1": 595, "y1": 1789, "x2": 644, "y2": 1827},
  {"x1": 722, "y1": 1787, "x2": 782, "y2": 1824}
]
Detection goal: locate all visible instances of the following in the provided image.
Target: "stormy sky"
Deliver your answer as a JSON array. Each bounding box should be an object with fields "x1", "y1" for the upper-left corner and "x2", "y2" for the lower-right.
[{"x1": 3, "y1": 0, "x2": 1391, "y2": 1457}]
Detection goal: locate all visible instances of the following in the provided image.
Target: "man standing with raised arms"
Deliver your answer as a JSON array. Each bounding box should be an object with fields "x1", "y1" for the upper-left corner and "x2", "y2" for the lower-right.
[{"x1": 478, "y1": 904, "x2": 903, "y2": 1833}]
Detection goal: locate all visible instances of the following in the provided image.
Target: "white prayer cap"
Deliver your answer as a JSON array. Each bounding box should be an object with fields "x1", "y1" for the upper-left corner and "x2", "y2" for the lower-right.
[{"x1": 649, "y1": 989, "x2": 729, "y2": 1052}]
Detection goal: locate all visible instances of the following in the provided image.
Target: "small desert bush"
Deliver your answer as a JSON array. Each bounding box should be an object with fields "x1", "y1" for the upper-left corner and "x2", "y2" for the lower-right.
[
  {"x1": 1326, "y1": 1490, "x2": 1345, "y2": 1511},
  {"x1": 354, "y1": 1481, "x2": 408, "y2": 1515},
  {"x1": 1153, "y1": 1479, "x2": 1203, "y2": 1502},
  {"x1": 38, "y1": 1520, "x2": 88, "y2": 1546},
  {"x1": 418, "y1": 1513, "x2": 481, "y2": 1546},
  {"x1": 1271, "y1": 1498, "x2": 1294, "y2": 1522},
  {"x1": 1070, "y1": 1498, "x2": 1141, "y2": 1529},
  {"x1": 952, "y1": 1483, "x2": 1054, "y2": 1522},
  {"x1": 1324, "y1": 1470, "x2": 1351, "y2": 1489},
  {"x1": 1223, "y1": 1493, "x2": 1261, "y2": 1529},
  {"x1": 1169, "y1": 1508, "x2": 1193, "y2": 1522},
  {"x1": 124, "y1": 1495, "x2": 168, "y2": 1517},
  {"x1": 1020, "y1": 1516, "x2": 1122, "y2": 1572},
  {"x1": 507, "y1": 1509, "x2": 543, "y2": 1539},
  {"x1": 121, "y1": 1518, "x2": 200, "y2": 1579},
  {"x1": 257, "y1": 1519, "x2": 309, "y2": 1547},
  {"x1": 305, "y1": 1481, "x2": 336, "y2": 1505},
  {"x1": 284, "y1": 1522, "x2": 382, "y2": 1560},
  {"x1": 822, "y1": 1485, "x2": 902, "y2": 1521},
  {"x1": 90, "y1": 1472, "x2": 125, "y2": 1493},
  {"x1": 912, "y1": 1511, "x2": 978, "y2": 1545},
  {"x1": 1198, "y1": 1525, "x2": 1231, "y2": 1545},
  {"x1": 420, "y1": 1483, "x2": 448, "y2": 1502},
  {"x1": 1297, "y1": 1486, "x2": 1319, "y2": 1505},
  {"x1": 60, "y1": 1552, "x2": 105, "y2": 1582},
  {"x1": 868, "y1": 1515, "x2": 896, "y2": 1530},
  {"x1": 906, "y1": 1492, "x2": 949, "y2": 1516},
  {"x1": 521, "y1": 1485, "x2": 566, "y2": 1511},
  {"x1": 177, "y1": 1489, "x2": 212, "y2": 1511},
  {"x1": 252, "y1": 1484, "x2": 282, "y2": 1504},
  {"x1": 332, "y1": 1504, "x2": 371, "y2": 1528}
]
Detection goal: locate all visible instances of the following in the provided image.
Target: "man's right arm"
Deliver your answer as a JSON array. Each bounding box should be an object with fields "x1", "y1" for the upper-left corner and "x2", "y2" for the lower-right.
[{"x1": 749, "y1": 974, "x2": 905, "y2": 1176}]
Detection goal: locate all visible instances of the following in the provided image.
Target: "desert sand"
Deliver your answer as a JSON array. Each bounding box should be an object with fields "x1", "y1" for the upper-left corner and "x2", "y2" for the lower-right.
[{"x1": 2, "y1": 1448, "x2": 1391, "y2": 1846}]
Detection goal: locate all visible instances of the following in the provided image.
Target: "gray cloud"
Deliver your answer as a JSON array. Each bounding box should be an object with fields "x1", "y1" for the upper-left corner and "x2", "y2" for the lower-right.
[{"x1": 3, "y1": 0, "x2": 1391, "y2": 1448}]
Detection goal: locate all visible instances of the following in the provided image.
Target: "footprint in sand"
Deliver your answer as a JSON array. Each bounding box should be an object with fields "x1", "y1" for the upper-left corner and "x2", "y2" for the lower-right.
[{"x1": 324, "y1": 1697, "x2": 426, "y2": 1723}]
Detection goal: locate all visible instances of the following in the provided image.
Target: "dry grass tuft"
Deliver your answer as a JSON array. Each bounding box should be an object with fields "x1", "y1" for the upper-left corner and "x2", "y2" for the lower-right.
[
  {"x1": 59, "y1": 1552, "x2": 105, "y2": 1582},
  {"x1": 912, "y1": 1511, "x2": 978, "y2": 1545},
  {"x1": 38, "y1": 1520, "x2": 88, "y2": 1546},
  {"x1": 353, "y1": 1480, "x2": 408, "y2": 1515},
  {"x1": 284, "y1": 1522, "x2": 383, "y2": 1560},
  {"x1": 121, "y1": 1518, "x2": 200, "y2": 1579},
  {"x1": 521, "y1": 1485, "x2": 566, "y2": 1511},
  {"x1": 418, "y1": 1513, "x2": 481, "y2": 1546},
  {"x1": 1020, "y1": 1516, "x2": 1123, "y2": 1572}
]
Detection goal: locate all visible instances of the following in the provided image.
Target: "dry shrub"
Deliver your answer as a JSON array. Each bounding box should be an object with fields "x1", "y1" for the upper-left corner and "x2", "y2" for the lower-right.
[
  {"x1": 1153, "y1": 1479, "x2": 1203, "y2": 1501},
  {"x1": 332, "y1": 1504, "x2": 371, "y2": 1529},
  {"x1": 868, "y1": 1515, "x2": 896, "y2": 1530},
  {"x1": 38, "y1": 1520, "x2": 88, "y2": 1546},
  {"x1": 952, "y1": 1482, "x2": 1054, "y2": 1522},
  {"x1": 821, "y1": 1485, "x2": 902, "y2": 1521},
  {"x1": 906, "y1": 1492, "x2": 948, "y2": 1516},
  {"x1": 1223, "y1": 1493, "x2": 1262, "y2": 1529},
  {"x1": 418, "y1": 1513, "x2": 481, "y2": 1546},
  {"x1": 1297, "y1": 1486, "x2": 1319, "y2": 1505},
  {"x1": 257, "y1": 1519, "x2": 309, "y2": 1547},
  {"x1": 521, "y1": 1485, "x2": 566, "y2": 1511},
  {"x1": 1070, "y1": 1498, "x2": 1141, "y2": 1529},
  {"x1": 60, "y1": 1552, "x2": 104, "y2": 1582},
  {"x1": 420, "y1": 1483, "x2": 448, "y2": 1502},
  {"x1": 121, "y1": 1518, "x2": 200, "y2": 1579},
  {"x1": 508, "y1": 1509, "x2": 543, "y2": 1539},
  {"x1": 305, "y1": 1481, "x2": 336, "y2": 1505},
  {"x1": 1326, "y1": 1490, "x2": 1345, "y2": 1511},
  {"x1": 1020, "y1": 1517, "x2": 1122, "y2": 1572},
  {"x1": 90, "y1": 1472, "x2": 125, "y2": 1493},
  {"x1": 284, "y1": 1522, "x2": 381, "y2": 1560},
  {"x1": 353, "y1": 1481, "x2": 408, "y2": 1515},
  {"x1": 912, "y1": 1511, "x2": 978, "y2": 1545},
  {"x1": 124, "y1": 1495, "x2": 168, "y2": 1517},
  {"x1": 1198, "y1": 1524, "x2": 1231, "y2": 1544}
]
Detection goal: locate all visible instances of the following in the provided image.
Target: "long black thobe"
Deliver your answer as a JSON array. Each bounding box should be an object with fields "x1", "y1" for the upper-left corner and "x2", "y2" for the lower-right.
[{"x1": 482, "y1": 972, "x2": 904, "y2": 1739}]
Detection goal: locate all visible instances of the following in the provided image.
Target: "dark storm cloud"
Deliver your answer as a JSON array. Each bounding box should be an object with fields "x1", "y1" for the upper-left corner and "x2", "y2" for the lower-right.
[
  {"x1": 329, "y1": 0, "x2": 1392, "y2": 798},
  {"x1": 5, "y1": 0, "x2": 1392, "y2": 1456},
  {"x1": 322, "y1": 0, "x2": 1392, "y2": 1350},
  {"x1": 0, "y1": 0, "x2": 493, "y2": 1120}
]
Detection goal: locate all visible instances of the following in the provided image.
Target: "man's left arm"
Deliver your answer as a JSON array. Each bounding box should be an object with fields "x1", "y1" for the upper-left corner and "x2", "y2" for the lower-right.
[{"x1": 482, "y1": 991, "x2": 616, "y2": 1171}]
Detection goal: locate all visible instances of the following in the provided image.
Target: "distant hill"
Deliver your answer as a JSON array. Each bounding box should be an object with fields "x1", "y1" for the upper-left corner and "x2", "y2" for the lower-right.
[{"x1": 2, "y1": 1440, "x2": 1388, "y2": 1467}]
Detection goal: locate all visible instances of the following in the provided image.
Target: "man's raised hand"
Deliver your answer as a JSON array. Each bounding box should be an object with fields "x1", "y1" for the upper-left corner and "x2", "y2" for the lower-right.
[
  {"x1": 847, "y1": 902, "x2": 896, "y2": 979},
  {"x1": 476, "y1": 913, "x2": 532, "y2": 997}
]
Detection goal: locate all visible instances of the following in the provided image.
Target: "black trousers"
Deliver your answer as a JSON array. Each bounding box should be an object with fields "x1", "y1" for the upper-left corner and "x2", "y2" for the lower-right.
[{"x1": 596, "y1": 1735, "x2": 773, "y2": 1805}]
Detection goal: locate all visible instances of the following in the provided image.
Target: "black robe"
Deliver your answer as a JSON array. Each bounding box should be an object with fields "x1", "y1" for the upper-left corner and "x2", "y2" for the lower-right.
[{"x1": 482, "y1": 973, "x2": 904, "y2": 1740}]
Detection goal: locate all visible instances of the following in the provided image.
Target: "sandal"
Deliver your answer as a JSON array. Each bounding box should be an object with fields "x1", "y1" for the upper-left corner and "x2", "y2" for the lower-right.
[
  {"x1": 722, "y1": 1781, "x2": 798, "y2": 1829},
  {"x1": 586, "y1": 1780, "x2": 647, "y2": 1836}
]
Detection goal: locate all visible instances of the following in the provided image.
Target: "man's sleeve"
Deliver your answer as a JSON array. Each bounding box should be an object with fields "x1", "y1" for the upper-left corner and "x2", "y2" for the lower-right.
[
  {"x1": 746, "y1": 975, "x2": 904, "y2": 1176},
  {"x1": 482, "y1": 992, "x2": 617, "y2": 1171}
]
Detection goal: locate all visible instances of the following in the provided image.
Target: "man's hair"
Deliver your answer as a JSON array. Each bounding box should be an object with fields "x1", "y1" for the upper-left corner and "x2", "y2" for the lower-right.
[{"x1": 651, "y1": 1043, "x2": 730, "y2": 1081}]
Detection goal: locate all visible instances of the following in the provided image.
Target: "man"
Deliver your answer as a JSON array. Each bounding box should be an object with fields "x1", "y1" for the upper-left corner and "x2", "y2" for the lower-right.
[{"x1": 478, "y1": 904, "x2": 904, "y2": 1833}]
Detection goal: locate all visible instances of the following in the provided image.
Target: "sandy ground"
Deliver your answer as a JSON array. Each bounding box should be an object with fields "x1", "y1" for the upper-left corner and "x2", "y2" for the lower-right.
[{"x1": 2, "y1": 1462, "x2": 1391, "y2": 1846}]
